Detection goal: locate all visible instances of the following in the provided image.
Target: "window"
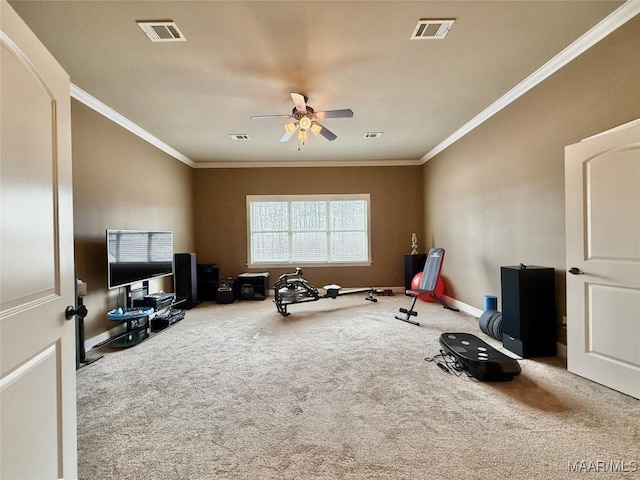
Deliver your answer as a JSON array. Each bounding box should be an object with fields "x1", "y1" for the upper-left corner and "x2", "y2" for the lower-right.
[{"x1": 247, "y1": 194, "x2": 371, "y2": 267}]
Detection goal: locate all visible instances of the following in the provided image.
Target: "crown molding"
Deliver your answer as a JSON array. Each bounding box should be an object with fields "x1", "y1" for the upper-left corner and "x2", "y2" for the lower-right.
[
  {"x1": 421, "y1": 0, "x2": 640, "y2": 163},
  {"x1": 70, "y1": 84, "x2": 195, "y2": 168},
  {"x1": 192, "y1": 158, "x2": 423, "y2": 169}
]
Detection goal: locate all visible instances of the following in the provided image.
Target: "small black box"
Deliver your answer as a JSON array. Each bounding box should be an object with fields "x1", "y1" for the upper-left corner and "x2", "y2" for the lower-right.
[{"x1": 216, "y1": 278, "x2": 235, "y2": 304}]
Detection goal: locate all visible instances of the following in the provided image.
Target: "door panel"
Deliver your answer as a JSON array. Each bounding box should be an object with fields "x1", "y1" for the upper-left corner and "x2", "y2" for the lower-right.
[
  {"x1": 586, "y1": 149, "x2": 640, "y2": 260},
  {"x1": 0, "y1": 1, "x2": 77, "y2": 477},
  {"x1": 588, "y1": 284, "x2": 640, "y2": 366},
  {"x1": 565, "y1": 121, "x2": 640, "y2": 399},
  {"x1": 1, "y1": 27, "x2": 57, "y2": 312},
  {"x1": 1, "y1": 345, "x2": 60, "y2": 480}
]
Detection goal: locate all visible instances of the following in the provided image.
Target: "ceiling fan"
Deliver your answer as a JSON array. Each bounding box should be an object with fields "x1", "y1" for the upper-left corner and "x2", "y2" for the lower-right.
[{"x1": 251, "y1": 93, "x2": 353, "y2": 143}]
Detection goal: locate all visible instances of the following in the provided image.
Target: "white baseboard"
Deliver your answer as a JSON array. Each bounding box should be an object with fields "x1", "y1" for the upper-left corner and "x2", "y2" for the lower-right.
[{"x1": 441, "y1": 295, "x2": 484, "y2": 318}]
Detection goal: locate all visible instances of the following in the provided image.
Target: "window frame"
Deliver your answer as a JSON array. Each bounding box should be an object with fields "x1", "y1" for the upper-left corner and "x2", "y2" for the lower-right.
[{"x1": 246, "y1": 193, "x2": 372, "y2": 268}]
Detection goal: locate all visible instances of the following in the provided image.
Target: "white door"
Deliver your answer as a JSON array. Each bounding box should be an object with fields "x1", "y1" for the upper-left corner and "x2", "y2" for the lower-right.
[
  {"x1": 565, "y1": 120, "x2": 640, "y2": 400},
  {"x1": 0, "y1": 1, "x2": 77, "y2": 478}
]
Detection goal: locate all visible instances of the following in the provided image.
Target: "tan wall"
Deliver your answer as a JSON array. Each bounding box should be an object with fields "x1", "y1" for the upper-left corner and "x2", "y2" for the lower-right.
[
  {"x1": 193, "y1": 166, "x2": 423, "y2": 290},
  {"x1": 72, "y1": 100, "x2": 195, "y2": 339},
  {"x1": 423, "y1": 17, "x2": 640, "y2": 343}
]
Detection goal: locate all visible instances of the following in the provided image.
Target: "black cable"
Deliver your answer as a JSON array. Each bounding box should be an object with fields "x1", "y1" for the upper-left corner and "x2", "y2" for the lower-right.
[
  {"x1": 424, "y1": 349, "x2": 474, "y2": 379},
  {"x1": 116, "y1": 287, "x2": 124, "y2": 309}
]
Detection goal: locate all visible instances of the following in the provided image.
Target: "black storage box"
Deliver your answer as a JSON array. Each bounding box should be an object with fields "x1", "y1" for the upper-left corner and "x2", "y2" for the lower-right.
[{"x1": 237, "y1": 272, "x2": 270, "y2": 300}]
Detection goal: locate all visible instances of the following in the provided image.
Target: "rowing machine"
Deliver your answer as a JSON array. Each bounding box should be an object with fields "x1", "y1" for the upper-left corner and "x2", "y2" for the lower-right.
[{"x1": 273, "y1": 267, "x2": 377, "y2": 316}]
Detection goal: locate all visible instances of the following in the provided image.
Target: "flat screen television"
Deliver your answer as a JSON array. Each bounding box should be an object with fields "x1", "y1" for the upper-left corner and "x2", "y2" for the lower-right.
[{"x1": 107, "y1": 229, "x2": 174, "y2": 289}]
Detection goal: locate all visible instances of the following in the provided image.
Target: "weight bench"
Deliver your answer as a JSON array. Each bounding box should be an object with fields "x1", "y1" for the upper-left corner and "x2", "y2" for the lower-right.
[{"x1": 395, "y1": 247, "x2": 459, "y2": 326}]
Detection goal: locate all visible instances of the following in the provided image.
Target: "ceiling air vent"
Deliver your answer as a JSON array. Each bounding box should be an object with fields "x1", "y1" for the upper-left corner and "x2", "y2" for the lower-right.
[
  {"x1": 411, "y1": 19, "x2": 455, "y2": 40},
  {"x1": 364, "y1": 132, "x2": 383, "y2": 139},
  {"x1": 230, "y1": 134, "x2": 250, "y2": 141},
  {"x1": 137, "y1": 21, "x2": 186, "y2": 42}
]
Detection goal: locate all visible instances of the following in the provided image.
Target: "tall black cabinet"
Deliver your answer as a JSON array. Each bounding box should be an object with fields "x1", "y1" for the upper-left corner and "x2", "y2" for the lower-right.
[
  {"x1": 174, "y1": 253, "x2": 198, "y2": 309},
  {"x1": 501, "y1": 265, "x2": 556, "y2": 358},
  {"x1": 404, "y1": 254, "x2": 427, "y2": 291}
]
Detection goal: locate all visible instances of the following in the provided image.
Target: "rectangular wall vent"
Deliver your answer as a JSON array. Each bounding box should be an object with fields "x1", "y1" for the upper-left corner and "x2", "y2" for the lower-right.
[
  {"x1": 137, "y1": 21, "x2": 186, "y2": 42},
  {"x1": 230, "y1": 134, "x2": 250, "y2": 141},
  {"x1": 411, "y1": 19, "x2": 455, "y2": 40},
  {"x1": 364, "y1": 132, "x2": 383, "y2": 139}
]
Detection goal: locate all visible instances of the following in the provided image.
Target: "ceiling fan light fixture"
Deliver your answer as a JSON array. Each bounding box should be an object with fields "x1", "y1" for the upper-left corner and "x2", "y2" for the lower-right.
[
  {"x1": 284, "y1": 122, "x2": 298, "y2": 135},
  {"x1": 299, "y1": 116, "x2": 312, "y2": 130},
  {"x1": 310, "y1": 123, "x2": 322, "y2": 136},
  {"x1": 298, "y1": 129, "x2": 308, "y2": 143}
]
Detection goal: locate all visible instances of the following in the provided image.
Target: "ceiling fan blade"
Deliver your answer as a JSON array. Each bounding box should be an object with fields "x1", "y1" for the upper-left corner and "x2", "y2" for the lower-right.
[
  {"x1": 290, "y1": 93, "x2": 307, "y2": 113},
  {"x1": 279, "y1": 123, "x2": 299, "y2": 142},
  {"x1": 250, "y1": 114, "x2": 293, "y2": 120},
  {"x1": 313, "y1": 121, "x2": 337, "y2": 141},
  {"x1": 315, "y1": 109, "x2": 354, "y2": 119}
]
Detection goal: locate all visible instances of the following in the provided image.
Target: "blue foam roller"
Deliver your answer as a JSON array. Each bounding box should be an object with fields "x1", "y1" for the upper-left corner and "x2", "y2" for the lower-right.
[{"x1": 483, "y1": 295, "x2": 498, "y2": 311}]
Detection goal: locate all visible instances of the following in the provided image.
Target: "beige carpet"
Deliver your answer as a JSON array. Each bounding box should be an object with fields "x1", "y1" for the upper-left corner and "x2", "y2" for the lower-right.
[{"x1": 77, "y1": 294, "x2": 639, "y2": 479}]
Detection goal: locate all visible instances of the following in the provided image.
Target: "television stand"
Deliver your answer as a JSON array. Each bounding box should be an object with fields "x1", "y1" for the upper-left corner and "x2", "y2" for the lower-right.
[
  {"x1": 95, "y1": 296, "x2": 187, "y2": 350},
  {"x1": 105, "y1": 307, "x2": 154, "y2": 348}
]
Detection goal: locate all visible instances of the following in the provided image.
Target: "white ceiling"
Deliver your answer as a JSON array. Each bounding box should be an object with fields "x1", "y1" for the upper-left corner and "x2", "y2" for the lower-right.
[{"x1": 8, "y1": 1, "x2": 629, "y2": 167}]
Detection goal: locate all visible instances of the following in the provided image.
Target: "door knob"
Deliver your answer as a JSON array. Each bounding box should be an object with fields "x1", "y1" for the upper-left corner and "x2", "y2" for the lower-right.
[
  {"x1": 568, "y1": 267, "x2": 584, "y2": 275},
  {"x1": 65, "y1": 304, "x2": 88, "y2": 320}
]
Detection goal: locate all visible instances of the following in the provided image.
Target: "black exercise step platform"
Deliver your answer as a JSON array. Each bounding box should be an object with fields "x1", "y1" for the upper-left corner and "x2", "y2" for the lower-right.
[{"x1": 439, "y1": 332, "x2": 521, "y2": 381}]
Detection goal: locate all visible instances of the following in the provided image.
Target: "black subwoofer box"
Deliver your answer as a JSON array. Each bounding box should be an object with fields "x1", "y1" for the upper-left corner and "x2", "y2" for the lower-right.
[
  {"x1": 197, "y1": 263, "x2": 219, "y2": 301},
  {"x1": 174, "y1": 253, "x2": 198, "y2": 309},
  {"x1": 501, "y1": 265, "x2": 556, "y2": 358}
]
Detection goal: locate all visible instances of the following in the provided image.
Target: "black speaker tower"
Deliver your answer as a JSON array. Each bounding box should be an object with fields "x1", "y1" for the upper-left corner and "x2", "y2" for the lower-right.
[
  {"x1": 174, "y1": 253, "x2": 198, "y2": 309},
  {"x1": 197, "y1": 263, "x2": 219, "y2": 301},
  {"x1": 501, "y1": 265, "x2": 556, "y2": 358}
]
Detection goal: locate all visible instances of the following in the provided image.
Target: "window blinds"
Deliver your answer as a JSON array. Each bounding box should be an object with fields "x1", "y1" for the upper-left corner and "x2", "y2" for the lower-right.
[{"x1": 248, "y1": 195, "x2": 370, "y2": 266}]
